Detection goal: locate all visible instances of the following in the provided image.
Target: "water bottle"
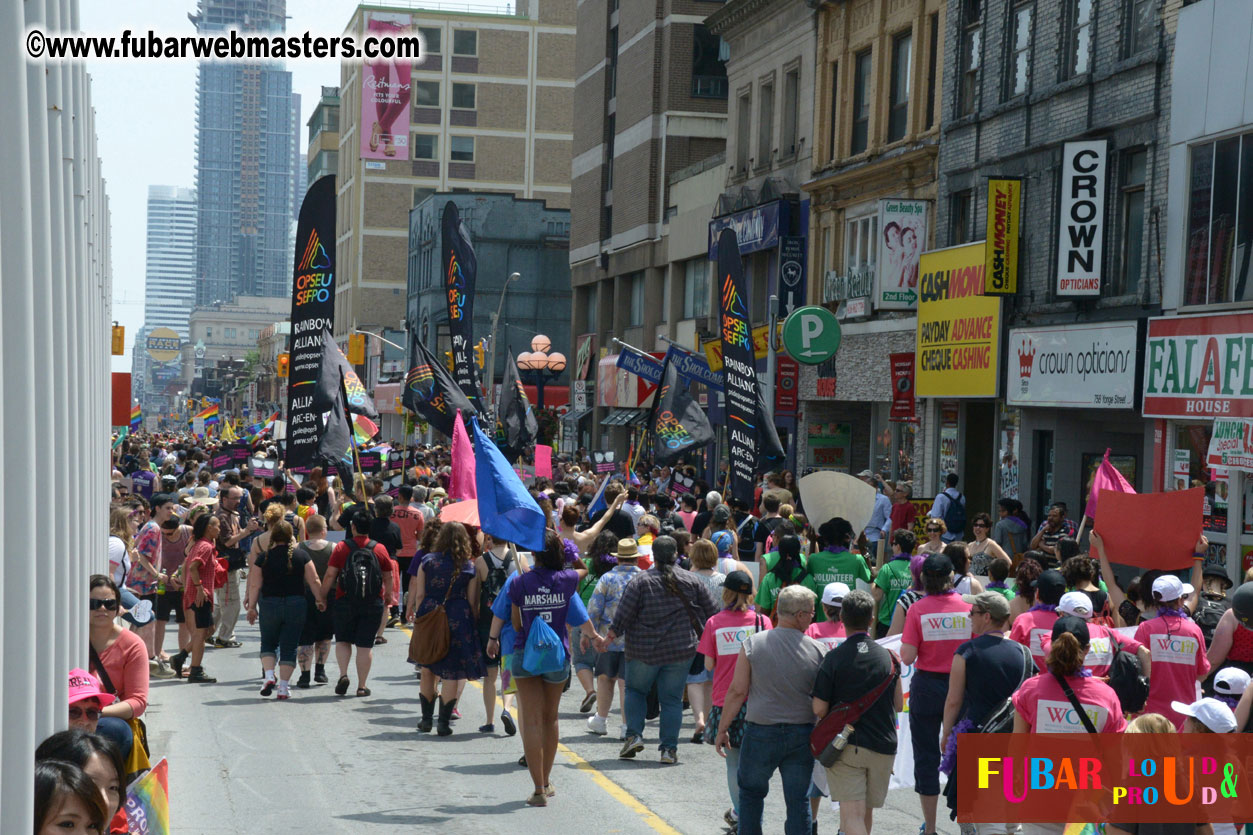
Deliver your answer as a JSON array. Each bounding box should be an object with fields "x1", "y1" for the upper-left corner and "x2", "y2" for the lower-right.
[{"x1": 818, "y1": 723, "x2": 856, "y2": 767}]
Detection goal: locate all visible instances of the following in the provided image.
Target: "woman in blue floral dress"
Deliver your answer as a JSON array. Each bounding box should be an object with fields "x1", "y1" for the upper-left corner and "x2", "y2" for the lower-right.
[{"x1": 413, "y1": 521, "x2": 484, "y2": 736}]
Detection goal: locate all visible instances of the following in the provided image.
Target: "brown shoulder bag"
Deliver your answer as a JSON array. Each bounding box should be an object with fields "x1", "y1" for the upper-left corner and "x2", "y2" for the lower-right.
[{"x1": 409, "y1": 565, "x2": 455, "y2": 665}]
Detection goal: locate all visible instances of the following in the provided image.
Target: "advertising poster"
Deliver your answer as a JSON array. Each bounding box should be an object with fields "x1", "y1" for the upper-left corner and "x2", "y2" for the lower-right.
[
  {"x1": 359, "y1": 12, "x2": 412, "y2": 161},
  {"x1": 889, "y1": 352, "x2": 916, "y2": 421},
  {"x1": 1174, "y1": 449, "x2": 1191, "y2": 491},
  {"x1": 1007, "y1": 323, "x2": 1137, "y2": 409},
  {"x1": 916, "y1": 242, "x2": 999, "y2": 398},
  {"x1": 984, "y1": 178, "x2": 1021, "y2": 294},
  {"x1": 938, "y1": 404, "x2": 959, "y2": 488},
  {"x1": 285, "y1": 175, "x2": 336, "y2": 468},
  {"x1": 716, "y1": 228, "x2": 760, "y2": 505},
  {"x1": 876, "y1": 198, "x2": 928, "y2": 309},
  {"x1": 806, "y1": 422, "x2": 851, "y2": 472},
  {"x1": 1056, "y1": 140, "x2": 1107, "y2": 296}
]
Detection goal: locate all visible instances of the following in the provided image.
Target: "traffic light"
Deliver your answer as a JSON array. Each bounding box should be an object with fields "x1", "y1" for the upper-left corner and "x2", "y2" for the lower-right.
[
  {"x1": 111, "y1": 324, "x2": 125, "y2": 356},
  {"x1": 348, "y1": 333, "x2": 366, "y2": 365},
  {"x1": 276, "y1": 353, "x2": 290, "y2": 378},
  {"x1": 475, "y1": 341, "x2": 486, "y2": 369},
  {"x1": 444, "y1": 350, "x2": 454, "y2": 372}
]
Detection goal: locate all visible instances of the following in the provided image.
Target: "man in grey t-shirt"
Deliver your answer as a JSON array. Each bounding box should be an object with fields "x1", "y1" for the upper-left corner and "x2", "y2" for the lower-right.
[{"x1": 715, "y1": 585, "x2": 825, "y2": 835}]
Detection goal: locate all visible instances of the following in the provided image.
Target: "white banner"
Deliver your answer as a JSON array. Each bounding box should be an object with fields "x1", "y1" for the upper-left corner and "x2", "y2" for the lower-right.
[
  {"x1": 1207, "y1": 418, "x2": 1253, "y2": 473},
  {"x1": 1007, "y1": 322, "x2": 1137, "y2": 408},
  {"x1": 1056, "y1": 140, "x2": 1107, "y2": 296}
]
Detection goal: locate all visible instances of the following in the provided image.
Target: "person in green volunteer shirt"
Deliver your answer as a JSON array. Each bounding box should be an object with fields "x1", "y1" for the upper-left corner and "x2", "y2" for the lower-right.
[
  {"x1": 872, "y1": 529, "x2": 916, "y2": 637},
  {"x1": 755, "y1": 535, "x2": 809, "y2": 620},
  {"x1": 759, "y1": 519, "x2": 801, "y2": 572},
  {"x1": 802, "y1": 518, "x2": 871, "y2": 622}
]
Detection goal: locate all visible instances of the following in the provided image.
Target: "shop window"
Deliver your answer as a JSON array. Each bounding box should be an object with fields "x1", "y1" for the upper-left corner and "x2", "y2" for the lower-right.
[
  {"x1": 682, "y1": 259, "x2": 710, "y2": 319},
  {"x1": 851, "y1": 49, "x2": 871, "y2": 154},
  {"x1": 888, "y1": 30, "x2": 911, "y2": 142},
  {"x1": 1116, "y1": 149, "x2": 1147, "y2": 296},
  {"x1": 1174, "y1": 424, "x2": 1227, "y2": 535},
  {"x1": 1006, "y1": 2, "x2": 1032, "y2": 99},
  {"x1": 1062, "y1": 0, "x2": 1093, "y2": 79},
  {"x1": 958, "y1": 0, "x2": 982, "y2": 117},
  {"x1": 873, "y1": 405, "x2": 917, "y2": 485},
  {"x1": 808, "y1": 421, "x2": 852, "y2": 472},
  {"x1": 998, "y1": 405, "x2": 1021, "y2": 502},
  {"x1": 1122, "y1": 0, "x2": 1155, "y2": 58},
  {"x1": 1183, "y1": 135, "x2": 1253, "y2": 306},
  {"x1": 419, "y1": 27, "x2": 441, "y2": 54}
]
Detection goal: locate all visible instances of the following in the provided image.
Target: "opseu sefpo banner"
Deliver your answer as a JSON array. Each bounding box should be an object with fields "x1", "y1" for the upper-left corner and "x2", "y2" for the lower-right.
[
  {"x1": 285, "y1": 175, "x2": 337, "y2": 468},
  {"x1": 984, "y1": 178, "x2": 1021, "y2": 295},
  {"x1": 1056, "y1": 140, "x2": 1107, "y2": 296},
  {"x1": 442, "y1": 201, "x2": 481, "y2": 409},
  {"x1": 716, "y1": 228, "x2": 759, "y2": 506},
  {"x1": 359, "y1": 12, "x2": 412, "y2": 161}
]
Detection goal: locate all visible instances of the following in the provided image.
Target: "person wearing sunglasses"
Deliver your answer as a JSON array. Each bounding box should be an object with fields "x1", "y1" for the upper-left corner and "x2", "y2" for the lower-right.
[
  {"x1": 66, "y1": 669, "x2": 109, "y2": 734},
  {"x1": 87, "y1": 575, "x2": 149, "y2": 760},
  {"x1": 918, "y1": 518, "x2": 947, "y2": 555}
]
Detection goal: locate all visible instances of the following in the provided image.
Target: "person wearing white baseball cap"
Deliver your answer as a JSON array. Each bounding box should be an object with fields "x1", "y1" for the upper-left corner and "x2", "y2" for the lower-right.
[
  {"x1": 1213, "y1": 667, "x2": 1251, "y2": 732},
  {"x1": 804, "y1": 582, "x2": 850, "y2": 651},
  {"x1": 1204, "y1": 582, "x2": 1253, "y2": 698},
  {"x1": 1043, "y1": 591, "x2": 1151, "y2": 682},
  {"x1": 1172, "y1": 696, "x2": 1238, "y2": 733},
  {"x1": 1133, "y1": 573, "x2": 1211, "y2": 729}
]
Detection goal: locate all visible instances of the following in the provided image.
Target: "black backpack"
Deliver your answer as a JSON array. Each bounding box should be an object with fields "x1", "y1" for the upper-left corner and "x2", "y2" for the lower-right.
[
  {"x1": 736, "y1": 515, "x2": 759, "y2": 562},
  {"x1": 1107, "y1": 635, "x2": 1150, "y2": 714},
  {"x1": 338, "y1": 539, "x2": 383, "y2": 609},
  {"x1": 941, "y1": 489, "x2": 966, "y2": 538},
  {"x1": 479, "y1": 550, "x2": 514, "y2": 622},
  {"x1": 1194, "y1": 594, "x2": 1231, "y2": 647}
]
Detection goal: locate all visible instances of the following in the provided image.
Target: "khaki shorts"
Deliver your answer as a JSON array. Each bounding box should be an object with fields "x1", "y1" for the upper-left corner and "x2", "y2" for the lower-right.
[{"x1": 825, "y1": 744, "x2": 894, "y2": 808}]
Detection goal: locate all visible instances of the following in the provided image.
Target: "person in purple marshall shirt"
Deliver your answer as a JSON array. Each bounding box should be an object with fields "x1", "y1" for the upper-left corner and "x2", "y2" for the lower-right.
[{"x1": 508, "y1": 529, "x2": 602, "y2": 806}]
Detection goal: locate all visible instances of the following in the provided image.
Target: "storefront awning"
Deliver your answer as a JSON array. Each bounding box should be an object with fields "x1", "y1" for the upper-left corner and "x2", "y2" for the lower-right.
[
  {"x1": 601, "y1": 408, "x2": 649, "y2": 427},
  {"x1": 562, "y1": 406, "x2": 593, "y2": 424}
]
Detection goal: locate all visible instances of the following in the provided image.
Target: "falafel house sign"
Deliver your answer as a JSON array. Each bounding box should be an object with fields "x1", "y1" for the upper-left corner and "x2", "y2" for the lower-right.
[{"x1": 1143, "y1": 312, "x2": 1253, "y2": 419}]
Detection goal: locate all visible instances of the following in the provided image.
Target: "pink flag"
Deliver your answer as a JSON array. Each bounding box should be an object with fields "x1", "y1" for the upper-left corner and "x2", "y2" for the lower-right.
[
  {"x1": 450, "y1": 411, "x2": 477, "y2": 501},
  {"x1": 1084, "y1": 448, "x2": 1135, "y2": 520},
  {"x1": 535, "y1": 444, "x2": 553, "y2": 479}
]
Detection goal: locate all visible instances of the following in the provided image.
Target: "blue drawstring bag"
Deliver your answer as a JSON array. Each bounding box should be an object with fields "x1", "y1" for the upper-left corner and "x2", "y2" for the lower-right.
[{"x1": 522, "y1": 615, "x2": 566, "y2": 675}]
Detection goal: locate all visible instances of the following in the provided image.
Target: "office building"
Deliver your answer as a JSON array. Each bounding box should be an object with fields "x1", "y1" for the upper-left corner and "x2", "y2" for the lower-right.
[
  {"x1": 307, "y1": 86, "x2": 340, "y2": 185},
  {"x1": 143, "y1": 185, "x2": 197, "y2": 337}
]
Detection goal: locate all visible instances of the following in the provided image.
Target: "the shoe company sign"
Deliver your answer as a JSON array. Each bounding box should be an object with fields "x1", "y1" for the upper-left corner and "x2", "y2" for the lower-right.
[
  {"x1": 1007, "y1": 322, "x2": 1137, "y2": 409},
  {"x1": 1144, "y1": 312, "x2": 1253, "y2": 418}
]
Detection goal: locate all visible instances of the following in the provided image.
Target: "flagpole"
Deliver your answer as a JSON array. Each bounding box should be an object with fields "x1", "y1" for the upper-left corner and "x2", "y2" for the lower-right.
[{"x1": 341, "y1": 371, "x2": 365, "y2": 497}]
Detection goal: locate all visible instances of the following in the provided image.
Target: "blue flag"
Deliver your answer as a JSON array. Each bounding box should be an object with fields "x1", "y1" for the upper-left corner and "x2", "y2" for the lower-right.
[
  {"x1": 471, "y1": 416, "x2": 547, "y2": 551},
  {"x1": 587, "y1": 473, "x2": 610, "y2": 518}
]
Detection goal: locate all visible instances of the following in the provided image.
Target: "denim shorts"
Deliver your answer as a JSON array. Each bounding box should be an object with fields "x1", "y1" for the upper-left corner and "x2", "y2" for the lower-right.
[
  {"x1": 510, "y1": 650, "x2": 570, "y2": 684},
  {"x1": 686, "y1": 667, "x2": 714, "y2": 685}
]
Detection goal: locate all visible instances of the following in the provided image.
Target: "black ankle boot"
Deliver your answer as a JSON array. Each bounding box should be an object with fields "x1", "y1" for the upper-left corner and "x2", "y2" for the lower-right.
[
  {"x1": 188, "y1": 666, "x2": 216, "y2": 684},
  {"x1": 296, "y1": 670, "x2": 312, "y2": 689},
  {"x1": 314, "y1": 663, "x2": 328, "y2": 683},
  {"x1": 417, "y1": 694, "x2": 435, "y2": 733},
  {"x1": 437, "y1": 697, "x2": 457, "y2": 736}
]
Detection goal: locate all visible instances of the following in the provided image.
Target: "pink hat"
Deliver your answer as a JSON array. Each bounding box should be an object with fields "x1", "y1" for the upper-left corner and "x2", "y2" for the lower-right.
[{"x1": 68, "y1": 668, "x2": 108, "y2": 707}]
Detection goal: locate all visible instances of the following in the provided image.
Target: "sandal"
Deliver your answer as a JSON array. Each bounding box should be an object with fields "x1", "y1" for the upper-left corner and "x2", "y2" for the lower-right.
[
  {"x1": 544, "y1": 783, "x2": 555, "y2": 798},
  {"x1": 691, "y1": 728, "x2": 705, "y2": 744},
  {"x1": 526, "y1": 790, "x2": 547, "y2": 807},
  {"x1": 335, "y1": 675, "x2": 350, "y2": 696},
  {"x1": 374, "y1": 636, "x2": 387, "y2": 645},
  {"x1": 356, "y1": 687, "x2": 371, "y2": 697}
]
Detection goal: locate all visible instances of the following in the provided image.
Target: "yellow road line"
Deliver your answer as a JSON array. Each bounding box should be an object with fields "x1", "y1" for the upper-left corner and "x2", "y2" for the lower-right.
[{"x1": 402, "y1": 626, "x2": 680, "y2": 833}]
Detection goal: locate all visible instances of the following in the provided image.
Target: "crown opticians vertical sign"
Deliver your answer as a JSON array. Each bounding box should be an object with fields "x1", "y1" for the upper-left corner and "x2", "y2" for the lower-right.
[{"x1": 1056, "y1": 140, "x2": 1107, "y2": 296}]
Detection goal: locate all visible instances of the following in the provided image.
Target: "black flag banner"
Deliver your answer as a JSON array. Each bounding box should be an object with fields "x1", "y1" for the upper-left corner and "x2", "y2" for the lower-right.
[
  {"x1": 496, "y1": 351, "x2": 538, "y2": 464},
  {"x1": 442, "y1": 202, "x2": 480, "y2": 408},
  {"x1": 650, "y1": 357, "x2": 715, "y2": 465},
  {"x1": 402, "y1": 330, "x2": 477, "y2": 438},
  {"x1": 756, "y1": 392, "x2": 785, "y2": 465},
  {"x1": 716, "y1": 228, "x2": 759, "y2": 505},
  {"x1": 317, "y1": 369, "x2": 354, "y2": 472},
  {"x1": 286, "y1": 175, "x2": 337, "y2": 468},
  {"x1": 315, "y1": 329, "x2": 379, "y2": 423}
]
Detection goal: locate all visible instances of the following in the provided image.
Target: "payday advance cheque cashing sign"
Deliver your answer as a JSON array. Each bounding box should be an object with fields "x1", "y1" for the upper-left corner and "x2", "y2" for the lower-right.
[
  {"x1": 1007, "y1": 322, "x2": 1137, "y2": 409},
  {"x1": 1143, "y1": 312, "x2": 1253, "y2": 418},
  {"x1": 916, "y1": 241, "x2": 1001, "y2": 398}
]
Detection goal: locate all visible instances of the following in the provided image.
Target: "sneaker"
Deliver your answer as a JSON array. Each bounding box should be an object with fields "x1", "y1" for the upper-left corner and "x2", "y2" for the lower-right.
[
  {"x1": 478, "y1": 723, "x2": 495, "y2": 733},
  {"x1": 276, "y1": 683, "x2": 290, "y2": 701},
  {"x1": 959, "y1": 826, "x2": 977, "y2": 835},
  {"x1": 579, "y1": 690, "x2": 597, "y2": 713},
  {"x1": 451, "y1": 708, "x2": 461, "y2": 720},
  {"x1": 260, "y1": 677, "x2": 276, "y2": 697},
  {"x1": 587, "y1": 714, "x2": 608, "y2": 735},
  {"x1": 149, "y1": 660, "x2": 175, "y2": 680},
  {"x1": 619, "y1": 725, "x2": 627, "y2": 740},
  {"x1": 501, "y1": 710, "x2": 517, "y2": 736},
  {"x1": 618, "y1": 734, "x2": 644, "y2": 759},
  {"x1": 386, "y1": 615, "x2": 402, "y2": 628},
  {"x1": 659, "y1": 747, "x2": 678, "y2": 765},
  {"x1": 724, "y1": 809, "x2": 738, "y2": 826}
]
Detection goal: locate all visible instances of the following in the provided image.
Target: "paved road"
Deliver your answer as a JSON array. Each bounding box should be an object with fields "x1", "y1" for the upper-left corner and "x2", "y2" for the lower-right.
[{"x1": 144, "y1": 616, "x2": 959, "y2": 834}]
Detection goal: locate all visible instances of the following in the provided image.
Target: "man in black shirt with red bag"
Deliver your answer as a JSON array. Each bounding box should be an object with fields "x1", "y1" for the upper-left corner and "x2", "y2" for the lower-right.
[{"x1": 810, "y1": 589, "x2": 903, "y2": 835}]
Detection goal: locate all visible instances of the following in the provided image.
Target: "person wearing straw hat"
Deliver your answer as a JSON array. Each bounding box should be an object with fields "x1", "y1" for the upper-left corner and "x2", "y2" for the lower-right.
[{"x1": 586, "y1": 538, "x2": 643, "y2": 738}]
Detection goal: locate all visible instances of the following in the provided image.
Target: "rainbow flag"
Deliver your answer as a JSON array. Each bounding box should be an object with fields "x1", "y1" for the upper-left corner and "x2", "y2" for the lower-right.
[
  {"x1": 1062, "y1": 825, "x2": 1102, "y2": 835},
  {"x1": 124, "y1": 757, "x2": 169, "y2": 835},
  {"x1": 353, "y1": 414, "x2": 379, "y2": 446},
  {"x1": 130, "y1": 404, "x2": 142, "y2": 432},
  {"x1": 188, "y1": 404, "x2": 219, "y2": 426}
]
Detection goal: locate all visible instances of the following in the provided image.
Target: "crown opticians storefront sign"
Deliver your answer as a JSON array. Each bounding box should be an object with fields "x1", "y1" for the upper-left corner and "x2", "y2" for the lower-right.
[
  {"x1": 1007, "y1": 322, "x2": 1138, "y2": 409},
  {"x1": 1143, "y1": 312, "x2": 1253, "y2": 419}
]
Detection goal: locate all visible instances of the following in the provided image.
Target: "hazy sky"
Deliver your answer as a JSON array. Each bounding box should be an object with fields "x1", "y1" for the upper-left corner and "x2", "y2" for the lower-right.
[{"x1": 87, "y1": 0, "x2": 512, "y2": 370}]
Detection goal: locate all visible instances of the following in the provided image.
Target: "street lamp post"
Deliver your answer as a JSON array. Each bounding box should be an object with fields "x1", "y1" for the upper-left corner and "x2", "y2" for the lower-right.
[
  {"x1": 487, "y1": 271, "x2": 521, "y2": 416},
  {"x1": 516, "y1": 334, "x2": 566, "y2": 409}
]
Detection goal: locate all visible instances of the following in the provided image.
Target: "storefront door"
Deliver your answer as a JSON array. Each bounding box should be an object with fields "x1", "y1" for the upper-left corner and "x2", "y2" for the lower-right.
[{"x1": 1167, "y1": 422, "x2": 1246, "y2": 581}]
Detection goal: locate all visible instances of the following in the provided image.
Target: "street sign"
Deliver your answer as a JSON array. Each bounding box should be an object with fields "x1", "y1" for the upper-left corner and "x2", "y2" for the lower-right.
[{"x1": 782, "y1": 305, "x2": 842, "y2": 365}]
